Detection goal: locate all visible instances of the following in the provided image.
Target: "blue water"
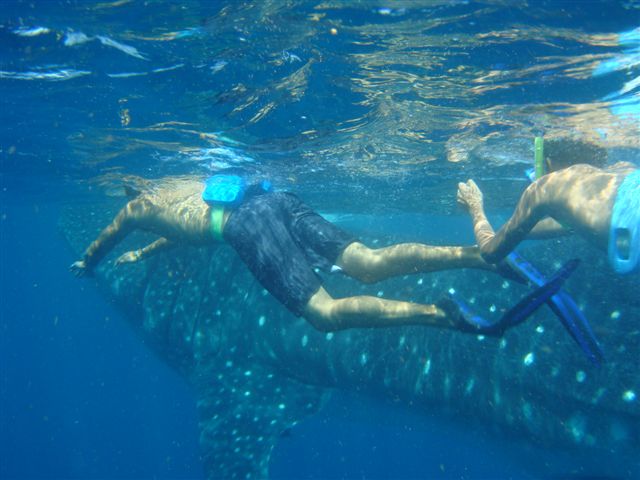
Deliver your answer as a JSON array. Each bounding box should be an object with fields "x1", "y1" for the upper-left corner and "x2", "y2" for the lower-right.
[{"x1": 1, "y1": 1, "x2": 639, "y2": 479}]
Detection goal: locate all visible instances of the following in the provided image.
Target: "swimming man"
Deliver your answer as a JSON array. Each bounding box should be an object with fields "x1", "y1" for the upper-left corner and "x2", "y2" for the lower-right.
[
  {"x1": 457, "y1": 139, "x2": 639, "y2": 273},
  {"x1": 70, "y1": 176, "x2": 518, "y2": 334}
]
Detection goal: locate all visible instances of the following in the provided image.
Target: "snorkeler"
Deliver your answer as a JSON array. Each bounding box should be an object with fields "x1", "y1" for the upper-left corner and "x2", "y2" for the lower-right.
[
  {"x1": 457, "y1": 138, "x2": 639, "y2": 274},
  {"x1": 70, "y1": 175, "x2": 565, "y2": 335}
]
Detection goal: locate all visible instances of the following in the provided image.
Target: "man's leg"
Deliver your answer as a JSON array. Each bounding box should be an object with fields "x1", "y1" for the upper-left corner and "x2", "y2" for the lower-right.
[
  {"x1": 303, "y1": 286, "x2": 456, "y2": 332},
  {"x1": 336, "y1": 241, "x2": 494, "y2": 284}
]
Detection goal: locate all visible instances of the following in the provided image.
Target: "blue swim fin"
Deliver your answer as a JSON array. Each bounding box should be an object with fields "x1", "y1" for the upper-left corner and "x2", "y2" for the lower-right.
[
  {"x1": 437, "y1": 293, "x2": 499, "y2": 334},
  {"x1": 498, "y1": 258, "x2": 580, "y2": 330},
  {"x1": 441, "y1": 258, "x2": 579, "y2": 337},
  {"x1": 505, "y1": 253, "x2": 604, "y2": 365}
]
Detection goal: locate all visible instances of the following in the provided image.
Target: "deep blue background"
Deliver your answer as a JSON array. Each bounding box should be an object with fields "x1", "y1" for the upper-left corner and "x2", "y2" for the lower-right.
[{"x1": 0, "y1": 200, "x2": 202, "y2": 478}]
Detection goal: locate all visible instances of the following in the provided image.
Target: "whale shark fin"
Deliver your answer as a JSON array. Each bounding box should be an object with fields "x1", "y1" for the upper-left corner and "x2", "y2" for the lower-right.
[{"x1": 194, "y1": 360, "x2": 329, "y2": 480}]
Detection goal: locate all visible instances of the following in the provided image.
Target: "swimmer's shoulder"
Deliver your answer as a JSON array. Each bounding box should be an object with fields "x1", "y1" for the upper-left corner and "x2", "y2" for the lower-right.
[
  {"x1": 605, "y1": 161, "x2": 638, "y2": 174},
  {"x1": 545, "y1": 163, "x2": 608, "y2": 183}
]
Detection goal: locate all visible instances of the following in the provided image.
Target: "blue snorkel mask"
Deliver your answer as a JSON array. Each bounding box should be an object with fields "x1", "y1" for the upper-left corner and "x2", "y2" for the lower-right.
[{"x1": 202, "y1": 174, "x2": 272, "y2": 207}]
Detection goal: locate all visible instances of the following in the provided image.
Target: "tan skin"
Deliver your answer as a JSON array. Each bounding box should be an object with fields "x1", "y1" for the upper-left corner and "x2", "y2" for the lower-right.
[
  {"x1": 457, "y1": 162, "x2": 637, "y2": 264},
  {"x1": 71, "y1": 178, "x2": 505, "y2": 333}
]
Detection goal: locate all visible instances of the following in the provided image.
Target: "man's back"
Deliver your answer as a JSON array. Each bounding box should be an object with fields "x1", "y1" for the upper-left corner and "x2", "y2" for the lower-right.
[
  {"x1": 540, "y1": 162, "x2": 636, "y2": 248},
  {"x1": 457, "y1": 161, "x2": 638, "y2": 265},
  {"x1": 130, "y1": 178, "x2": 213, "y2": 243}
]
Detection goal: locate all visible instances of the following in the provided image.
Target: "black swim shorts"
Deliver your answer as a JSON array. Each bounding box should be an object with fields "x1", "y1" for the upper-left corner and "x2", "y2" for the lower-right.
[{"x1": 223, "y1": 192, "x2": 356, "y2": 316}]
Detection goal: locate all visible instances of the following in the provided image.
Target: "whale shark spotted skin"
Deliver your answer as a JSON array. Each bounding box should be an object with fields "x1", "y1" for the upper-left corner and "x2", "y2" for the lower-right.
[{"x1": 61, "y1": 200, "x2": 640, "y2": 479}]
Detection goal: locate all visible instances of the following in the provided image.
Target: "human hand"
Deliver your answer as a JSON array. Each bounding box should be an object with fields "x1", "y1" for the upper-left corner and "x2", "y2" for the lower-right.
[
  {"x1": 457, "y1": 179, "x2": 484, "y2": 212},
  {"x1": 69, "y1": 259, "x2": 91, "y2": 277},
  {"x1": 115, "y1": 250, "x2": 140, "y2": 266}
]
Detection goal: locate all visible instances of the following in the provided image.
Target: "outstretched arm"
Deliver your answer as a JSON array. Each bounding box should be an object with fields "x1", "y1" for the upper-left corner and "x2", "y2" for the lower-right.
[
  {"x1": 115, "y1": 238, "x2": 176, "y2": 266},
  {"x1": 457, "y1": 179, "x2": 547, "y2": 263},
  {"x1": 70, "y1": 200, "x2": 142, "y2": 277}
]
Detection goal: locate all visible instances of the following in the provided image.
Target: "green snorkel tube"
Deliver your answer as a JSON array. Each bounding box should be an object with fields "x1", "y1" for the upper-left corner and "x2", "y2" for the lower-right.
[
  {"x1": 534, "y1": 136, "x2": 545, "y2": 179},
  {"x1": 526, "y1": 136, "x2": 546, "y2": 182}
]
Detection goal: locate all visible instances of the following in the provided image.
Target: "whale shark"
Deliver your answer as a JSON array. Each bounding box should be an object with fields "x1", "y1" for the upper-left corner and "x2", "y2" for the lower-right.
[{"x1": 60, "y1": 199, "x2": 639, "y2": 479}]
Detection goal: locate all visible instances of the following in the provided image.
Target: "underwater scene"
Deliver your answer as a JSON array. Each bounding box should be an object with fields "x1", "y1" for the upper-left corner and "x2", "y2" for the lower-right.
[{"x1": 1, "y1": 1, "x2": 639, "y2": 479}]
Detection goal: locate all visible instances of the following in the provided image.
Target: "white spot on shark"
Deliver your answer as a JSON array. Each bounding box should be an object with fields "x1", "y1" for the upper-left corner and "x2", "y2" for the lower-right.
[
  {"x1": 568, "y1": 414, "x2": 586, "y2": 442},
  {"x1": 423, "y1": 358, "x2": 431, "y2": 375},
  {"x1": 523, "y1": 352, "x2": 535, "y2": 366},
  {"x1": 465, "y1": 378, "x2": 475, "y2": 395},
  {"x1": 360, "y1": 353, "x2": 368, "y2": 366}
]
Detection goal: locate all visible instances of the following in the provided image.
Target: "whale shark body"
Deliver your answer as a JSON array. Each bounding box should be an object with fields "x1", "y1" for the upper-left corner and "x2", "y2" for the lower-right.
[{"x1": 61, "y1": 200, "x2": 639, "y2": 479}]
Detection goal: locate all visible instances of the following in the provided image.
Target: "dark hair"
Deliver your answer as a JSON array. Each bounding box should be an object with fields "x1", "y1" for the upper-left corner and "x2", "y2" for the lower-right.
[
  {"x1": 245, "y1": 180, "x2": 271, "y2": 199},
  {"x1": 544, "y1": 138, "x2": 607, "y2": 171}
]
